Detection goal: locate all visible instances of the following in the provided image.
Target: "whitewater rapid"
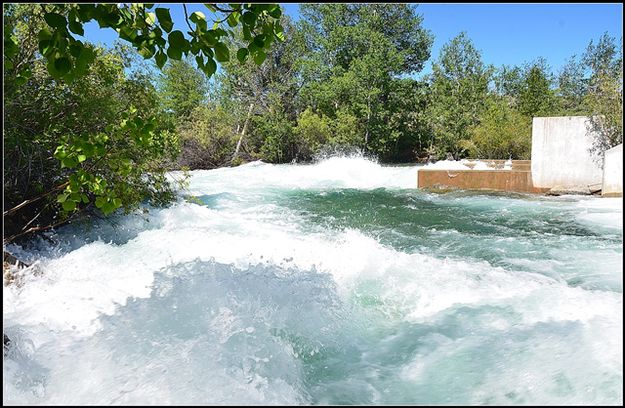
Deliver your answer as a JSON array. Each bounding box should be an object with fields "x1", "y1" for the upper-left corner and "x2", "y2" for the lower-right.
[{"x1": 3, "y1": 156, "x2": 623, "y2": 405}]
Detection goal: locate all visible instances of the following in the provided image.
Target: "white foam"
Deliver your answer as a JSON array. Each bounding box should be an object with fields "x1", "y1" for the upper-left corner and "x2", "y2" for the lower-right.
[
  {"x1": 182, "y1": 155, "x2": 420, "y2": 196},
  {"x1": 422, "y1": 160, "x2": 471, "y2": 170}
]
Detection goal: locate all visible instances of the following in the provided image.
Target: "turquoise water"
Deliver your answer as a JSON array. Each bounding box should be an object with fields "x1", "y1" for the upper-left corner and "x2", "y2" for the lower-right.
[{"x1": 3, "y1": 157, "x2": 623, "y2": 405}]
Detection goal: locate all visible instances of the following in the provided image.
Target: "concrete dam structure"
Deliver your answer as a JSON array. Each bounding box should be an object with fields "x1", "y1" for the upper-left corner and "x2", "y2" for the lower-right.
[
  {"x1": 417, "y1": 116, "x2": 623, "y2": 196},
  {"x1": 417, "y1": 160, "x2": 548, "y2": 194},
  {"x1": 531, "y1": 116, "x2": 603, "y2": 192}
]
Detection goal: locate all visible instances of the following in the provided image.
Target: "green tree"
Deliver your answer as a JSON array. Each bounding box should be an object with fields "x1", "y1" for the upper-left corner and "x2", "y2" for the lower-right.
[
  {"x1": 427, "y1": 32, "x2": 493, "y2": 159},
  {"x1": 557, "y1": 55, "x2": 589, "y2": 115},
  {"x1": 494, "y1": 65, "x2": 524, "y2": 107},
  {"x1": 463, "y1": 97, "x2": 532, "y2": 159},
  {"x1": 158, "y1": 58, "x2": 208, "y2": 121},
  {"x1": 582, "y1": 33, "x2": 623, "y2": 162},
  {"x1": 217, "y1": 15, "x2": 303, "y2": 163},
  {"x1": 297, "y1": 4, "x2": 433, "y2": 158},
  {"x1": 176, "y1": 104, "x2": 238, "y2": 168},
  {"x1": 294, "y1": 108, "x2": 333, "y2": 159},
  {"x1": 518, "y1": 58, "x2": 559, "y2": 118},
  {"x1": 251, "y1": 109, "x2": 297, "y2": 163}
]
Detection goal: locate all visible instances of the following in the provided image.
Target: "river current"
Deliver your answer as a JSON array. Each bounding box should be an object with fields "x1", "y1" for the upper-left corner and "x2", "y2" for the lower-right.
[{"x1": 3, "y1": 156, "x2": 623, "y2": 405}]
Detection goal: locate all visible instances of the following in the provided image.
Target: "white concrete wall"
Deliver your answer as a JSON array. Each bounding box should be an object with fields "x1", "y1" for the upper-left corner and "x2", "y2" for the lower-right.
[
  {"x1": 602, "y1": 144, "x2": 623, "y2": 196},
  {"x1": 531, "y1": 116, "x2": 603, "y2": 189}
]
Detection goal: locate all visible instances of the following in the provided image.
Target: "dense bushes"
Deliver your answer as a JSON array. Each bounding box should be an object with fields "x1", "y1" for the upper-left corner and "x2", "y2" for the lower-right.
[
  {"x1": 3, "y1": 3, "x2": 284, "y2": 242},
  {"x1": 176, "y1": 105, "x2": 238, "y2": 169}
]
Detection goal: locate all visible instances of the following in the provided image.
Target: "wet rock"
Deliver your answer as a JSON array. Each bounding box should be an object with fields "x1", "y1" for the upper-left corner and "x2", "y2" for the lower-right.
[
  {"x1": 546, "y1": 185, "x2": 592, "y2": 196},
  {"x1": 3, "y1": 251, "x2": 29, "y2": 268},
  {"x1": 3, "y1": 334, "x2": 11, "y2": 355},
  {"x1": 4, "y1": 251, "x2": 40, "y2": 287}
]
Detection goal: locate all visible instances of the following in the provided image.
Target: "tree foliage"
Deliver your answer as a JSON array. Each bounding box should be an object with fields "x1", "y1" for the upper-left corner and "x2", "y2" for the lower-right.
[
  {"x1": 158, "y1": 57, "x2": 209, "y2": 121},
  {"x1": 298, "y1": 4, "x2": 433, "y2": 158},
  {"x1": 518, "y1": 58, "x2": 559, "y2": 118},
  {"x1": 583, "y1": 33, "x2": 623, "y2": 162},
  {"x1": 427, "y1": 32, "x2": 493, "y2": 158},
  {"x1": 464, "y1": 97, "x2": 532, "y2": 159},
  {"x1": 3, "y1": 3, "x2": 284, "y2": 243},
  {"x1": 4, "y1": 3, "x2": 284, "y2": 82}
]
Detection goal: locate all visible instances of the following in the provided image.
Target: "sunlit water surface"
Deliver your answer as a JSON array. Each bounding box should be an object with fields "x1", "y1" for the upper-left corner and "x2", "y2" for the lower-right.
[{"x1": 3, "y1": 156, "x2": 623, "y2": 405}]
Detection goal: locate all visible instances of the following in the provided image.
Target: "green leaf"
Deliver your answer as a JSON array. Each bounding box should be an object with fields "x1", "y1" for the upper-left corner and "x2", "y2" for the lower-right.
[
  {"x1": 248, "y1": 42, "x2": 259, "y2": 54},
  {"x1": 195, "y1": 55, "x2": 204, "y2": 68},
  {"x1": 155, "y1": 8, "x2": 174, "y2": 32},
  {"x1": 95, "y1": 196, "x2": 106, "y2": 209},
  {"x1": 61, "y1": 157, "x2": 78, "y2": 168},
  {"x1": 54, "y1": 146, "x2": 66, "y2": 159},
  {"x1": 54, "y1": 56, "x2": 72, "y2": 75},
  {"x1": 190, "y1": 11, "x2": 206, "y2": 24},
  {"x1": 146, "y1": 12, "x2": 156, "y2": 26},
  {"x1": 253, "y1": 50, "x2": 266, "y2": 65},
  {"x1": 236, "y1": 48, "x2": 248, "y2": 63},
  {"x1": 214, "y1": 41, "x2": 229, "y2": 62},
  {"x1": 38, "y1": 28, "x2": 53, "y2": 41},
  {"x1": 119, "y1": 26, "x2": 138, "y2": 42},
  {"x1": 242, "y1": 25, "x2": 251, "y2": 41},
  {"x1": 241, "y1": 11, "x2": 256, "y2": 27},
  {"x1": 168, "y1": 30, "x2": 187, "y2": 49},
  {"x1": 38, "y1": 39, "x2": 53, "y2": 57},
  {"x1": 101, "y1": 200, "x2": 116, "y2": 215},
  {"x1": 69, "y1": 42, "x2": 83, "y2": 57},
  {"x1": 47, "y1": 58, "x2": 61, "y2": 78},
  {"x1": 227, "y1": 13, "x2": 239, "y2": 28},
  {"x1": 77, "y1": 4, "x2": 96, "y2": 21},
  {"x1": 167, "y1": 45, "x2": 182, "y2": 60},
  {"x1": 62, "y1": 200, "x2": 76, "y2": 212},
  {"x1": 77, "y1": 154, "x2": 87, "y2": 163},
  {"x1": 253, "y1": 34, "x2": 265, "y2": 48},
  {"x1": 138, "y1": 46, "x2": 155, "y2": 59},
  {"x1": 57, "y1": 193, "x2": 68, "y2": 203},
  {"x1": 268, "y1": 6, "x2": 282, "y2": 19},
  {"x1": 155, "y1": 50, "x2": 167, "y2": 68},
  {"x1": 202, "y1": 57, "x2": 217, "y2": 77},
  {"x1": 44, "y1": 13, "x2": 67, "y2": 29},
  {"x1": 68, "y1": 20, "x2": 84, "y2": 36},
  {"x1": 190, "y1": 38, "x2": 201, "y2": 54}
]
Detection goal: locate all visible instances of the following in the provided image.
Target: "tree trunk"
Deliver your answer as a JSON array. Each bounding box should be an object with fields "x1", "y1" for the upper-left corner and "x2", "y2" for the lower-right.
[{"x1": 231, "y1": 102, "x2": 255, "y2": 163}]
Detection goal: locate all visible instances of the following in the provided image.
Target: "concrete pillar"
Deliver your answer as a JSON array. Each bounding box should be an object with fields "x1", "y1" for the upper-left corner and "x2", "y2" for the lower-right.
[
  {"x1": 602, "y1": 144, "x2": 623, "y2": 197},
  {"x1": 531, "y1": 116, "x2": 603, "y2": 191}
]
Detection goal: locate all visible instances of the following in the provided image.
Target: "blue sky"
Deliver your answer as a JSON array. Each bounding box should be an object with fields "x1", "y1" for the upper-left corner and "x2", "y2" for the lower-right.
[{"x1": 84, "y1": 3, "x2": 623, "y2": 77}]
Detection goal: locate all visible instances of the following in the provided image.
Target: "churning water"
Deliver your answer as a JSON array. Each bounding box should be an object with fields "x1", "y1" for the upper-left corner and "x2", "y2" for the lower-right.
[{"x1": 3, "y1": 156, "x2": 623, "y2": 405}]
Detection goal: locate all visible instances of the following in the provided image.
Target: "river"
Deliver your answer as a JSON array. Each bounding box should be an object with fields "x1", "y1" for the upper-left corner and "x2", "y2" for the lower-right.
[{"x1": 3, "y1": 156, "x2": 623, "y2": 405}]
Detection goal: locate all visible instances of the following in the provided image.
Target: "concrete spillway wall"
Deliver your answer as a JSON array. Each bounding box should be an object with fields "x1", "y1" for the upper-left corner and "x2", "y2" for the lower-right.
[
  {"x1": 531, "y1": 116, "x2": 603, "y2": 190},
  {"x1": 602, "y1": 144, "x2": 623, "y2": 197},
  {"x1": 417, "y1": 161, "x2": 548, "y2": 194}
]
